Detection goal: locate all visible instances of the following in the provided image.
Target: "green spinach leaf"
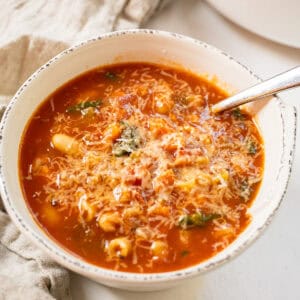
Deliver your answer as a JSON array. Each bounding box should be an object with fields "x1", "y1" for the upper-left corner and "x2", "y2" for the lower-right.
[
  {"x1": 104, "y1": 71, "x2": 119, "y2": 81},
  {"x1": 66, "y1": 100, "x2": 102, "y2": 113},
  {"x1": 231, "y1": 107, "x2": 245, "y2": 120},
  {"x1": 248, "y1": 141, "x2": 257, "y2": 155},
  {"x1": 178, "y1": 212, "x2": 220, "y2": 229}
]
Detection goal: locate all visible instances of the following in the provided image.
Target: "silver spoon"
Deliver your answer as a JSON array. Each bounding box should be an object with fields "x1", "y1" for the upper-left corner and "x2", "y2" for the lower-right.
[{"x1": 211, "y1": 66, "x2": 300, "y2": 113}]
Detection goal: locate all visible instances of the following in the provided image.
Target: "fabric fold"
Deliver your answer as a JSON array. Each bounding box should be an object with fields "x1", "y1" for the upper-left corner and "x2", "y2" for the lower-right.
[{"x1": 0, "y1": 0, "x2": 171, "y2": 299}]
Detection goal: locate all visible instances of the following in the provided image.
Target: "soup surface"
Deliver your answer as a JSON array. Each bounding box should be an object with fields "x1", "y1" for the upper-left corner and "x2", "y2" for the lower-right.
[{"x1": 20, "y1": 63, "x2": 263, "y2": 273}]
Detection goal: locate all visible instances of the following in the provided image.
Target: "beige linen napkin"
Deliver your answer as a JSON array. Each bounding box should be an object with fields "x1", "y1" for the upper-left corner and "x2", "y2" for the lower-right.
[{"x1": 0, "y1": 1, "x2": 170, "y2": 299}]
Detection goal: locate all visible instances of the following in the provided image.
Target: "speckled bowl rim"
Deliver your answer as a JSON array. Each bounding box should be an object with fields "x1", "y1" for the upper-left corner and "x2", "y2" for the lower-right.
[{"x1": 0, "y1": 29, "x2": 296, "y2": 284}]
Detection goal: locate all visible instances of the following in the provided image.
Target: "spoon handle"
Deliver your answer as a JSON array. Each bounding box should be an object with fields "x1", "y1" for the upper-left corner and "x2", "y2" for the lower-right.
[{"x1": 212, "y1": 66, "x2": 300, "y2": 113}]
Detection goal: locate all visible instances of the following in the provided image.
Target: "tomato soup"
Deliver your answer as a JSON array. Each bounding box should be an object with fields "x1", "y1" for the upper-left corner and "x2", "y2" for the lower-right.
[{"x1": 19, "y1": 63, "x2": 263, "y2": 273}]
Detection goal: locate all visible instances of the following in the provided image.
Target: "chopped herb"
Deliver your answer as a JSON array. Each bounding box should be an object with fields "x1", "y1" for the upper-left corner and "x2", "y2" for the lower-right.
[
  {"x1": 181, "y1": 250, "x2": 190, "y2": 257},
  {"x1": 239, "y1": 180, "x2": 252, "y2": 202},
  {"x1": 231, "y1": 107, "x2": 245, "y2": 120},
  {"x1": 178, "y1": 215, "x2": 194, "y2": 228},
  {"x1": 104, "y1": 71, "x2": 119, "y2": 81},
  {"x1": 178, "y1": 212, "x2": 220, "y2": 229},
  {"x1": 66, "y1": 100, "x2": 102, "y2": 113},
  {"x1": 248, "y1": 141, "x2": 257, "y2": 155},
  {"x1": 112, "y1": 122, "x2": 141, "y2": 156}
]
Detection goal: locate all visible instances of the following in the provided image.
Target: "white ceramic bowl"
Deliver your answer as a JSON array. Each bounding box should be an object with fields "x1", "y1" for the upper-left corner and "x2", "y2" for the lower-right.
[{"x1": 0, "y1": 30, "x2": 296, "y2": 291}]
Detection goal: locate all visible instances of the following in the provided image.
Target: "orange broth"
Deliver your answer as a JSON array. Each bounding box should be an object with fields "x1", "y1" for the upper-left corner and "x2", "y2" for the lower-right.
[{"x1": 19, "y1": 63, "x2": 263, "y2": 273}]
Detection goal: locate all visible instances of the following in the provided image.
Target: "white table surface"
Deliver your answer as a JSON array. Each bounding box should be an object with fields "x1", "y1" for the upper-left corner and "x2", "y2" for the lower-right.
[{"x1": 70, "y1": 1, "x2": 300, "y2": 299}]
